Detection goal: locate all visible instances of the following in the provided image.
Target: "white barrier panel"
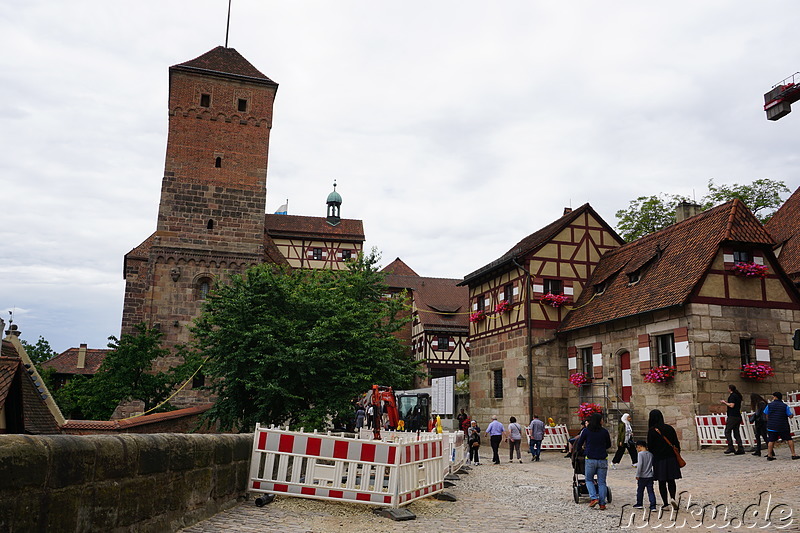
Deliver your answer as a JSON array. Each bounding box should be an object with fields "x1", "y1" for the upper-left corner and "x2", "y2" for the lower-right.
[
  {"x1": 250, "y1": 425, "x2": 444, "y2": 508},
  {"x1": 695, "y1": 404, "x2": 800, "y2": 447},
  {"x1": 357, "y1": 429, "x2": 467, "y2": 474},
  {"x1": 541, "y1": 424, "x2": 570, "y2": 450},
  {"x1": 787, "y1": 391, "x2": 800, "y2": 403}
]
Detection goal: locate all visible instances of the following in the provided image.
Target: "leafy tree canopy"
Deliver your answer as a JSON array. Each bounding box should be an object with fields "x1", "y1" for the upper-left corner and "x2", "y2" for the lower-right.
[
  {"x1": 192, "y1": 250, "x2": 418, "y2": 432},
  {"x1": 615, "y1": 178, "x2": 789, "y2": 241},
  {"x1": 20, "y1": 335, "x2": 58, "y2": 365},
  {"x1": 57, "y1": 323, "x2": 200, "y2": 420}
]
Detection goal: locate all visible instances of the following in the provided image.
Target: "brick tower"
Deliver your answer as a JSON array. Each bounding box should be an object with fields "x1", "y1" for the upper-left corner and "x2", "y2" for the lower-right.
[{"x1": 121, "y1": 47, "x2": 278, "y2": 408}]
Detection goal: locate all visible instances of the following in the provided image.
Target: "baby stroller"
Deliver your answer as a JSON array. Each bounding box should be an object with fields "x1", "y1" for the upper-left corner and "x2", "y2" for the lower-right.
[{"x1": 572, "y1": 453, "x2": 612, "y2": 504}]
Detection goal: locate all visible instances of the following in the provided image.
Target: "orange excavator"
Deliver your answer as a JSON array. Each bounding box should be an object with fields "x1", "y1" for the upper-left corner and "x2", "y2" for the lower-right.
[{"x1": 362, "y1": 385, "x2": 430, "y2": 440}]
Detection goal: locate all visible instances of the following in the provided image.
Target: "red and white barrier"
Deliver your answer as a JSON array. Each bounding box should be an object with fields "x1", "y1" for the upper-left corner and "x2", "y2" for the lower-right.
[
  {"x1": 541, "y1": 424, "x2": 570, "y2": 450},
  {"x1": 250, "y1": 425, "x2": 444, "y2": 508},
  {"x1": 787, "y1": 391, "x2": 800, "y2": 404},
  {"x1": 357, "y1": 429, "x2": 467, "y2": 475},
  {"x1": 695, "y1": 404, "x2": 800, "y2": 447}
]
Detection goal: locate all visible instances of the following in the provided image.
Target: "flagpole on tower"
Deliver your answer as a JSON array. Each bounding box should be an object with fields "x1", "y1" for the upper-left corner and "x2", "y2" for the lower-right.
[{"x1": 225, "y1": 0, "x2": 232, "y2": 48}]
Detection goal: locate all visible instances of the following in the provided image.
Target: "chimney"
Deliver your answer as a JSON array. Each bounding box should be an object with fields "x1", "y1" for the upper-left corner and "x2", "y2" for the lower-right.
[
  {"x1": 675, "y1": 201, "x2": 701, "y2": 223},
  {"x1": 563, "y1": 207, "x2": 573, "y2": 215},
  {"x1": 77, "y1": 344, "x2": 87, "y2": 369},
  {"x1": 5, "y1": 324, "x2": 21, "y2": 338}
]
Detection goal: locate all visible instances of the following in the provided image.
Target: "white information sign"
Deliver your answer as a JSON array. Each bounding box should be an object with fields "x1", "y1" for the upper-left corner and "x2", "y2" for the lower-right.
[{"x1": 431, "y1": 375, "x2": 455, "y2": 416}]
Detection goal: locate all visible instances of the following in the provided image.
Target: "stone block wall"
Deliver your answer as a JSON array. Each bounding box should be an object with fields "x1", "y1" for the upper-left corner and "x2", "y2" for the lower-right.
[{"x1": 0, "y1": 433, "x2": 252, "y2": 533}]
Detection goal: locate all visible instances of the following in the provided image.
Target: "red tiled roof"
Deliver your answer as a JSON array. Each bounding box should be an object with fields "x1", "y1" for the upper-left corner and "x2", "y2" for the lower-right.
[
  {"x1": 382, "y1": 258, "x2": 419, "y2": 276},
  {"x1": 384, "y1": 274, "x2": 469, "y2": 331},
  {"x1": 264, "y1": 214, "x2": 365, "y2": 241},
  {"x1": 560, "y1": 200, "x2": 776, "y2": 332},
  {"x1": 62, "y1": 404, "x2": 213, "y2": 431},
  {"x1": 41, "y1": 346, "x2": 109, "y2": 376},
  {"x1": 126, "y1": 232, "x2": 156, "y2": 260},
  {"x1": 0, "y1": 357, "x2": 17, "y2": 410},
  {"x1": 765, "y1": 186, "x2": 800, "y2": 280},
  {"x1": 263, "y1": 233, "x2": 291, "y2": 267},
  {"x1": 462, "y1": 204, "x2": 622, "y2": 284},
  {"x1": 172, "y1": 47, "x2": 277, "y2": 86},
  {"x1": 0, "y1": 339, "x2": 61, "y2": 434}
]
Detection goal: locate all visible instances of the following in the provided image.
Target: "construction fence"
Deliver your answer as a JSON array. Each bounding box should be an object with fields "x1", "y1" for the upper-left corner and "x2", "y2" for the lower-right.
[
  {"x1": 695, "y1": 403, "x2": 800, "y2": 447},
  {"x1": 249, "y1": 425, "x2": 445, "y2": 508}
]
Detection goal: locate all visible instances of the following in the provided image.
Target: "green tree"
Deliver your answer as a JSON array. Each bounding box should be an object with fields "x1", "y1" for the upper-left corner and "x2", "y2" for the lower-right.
[
  {"x1": 615, "y1": 179, "x2": 789, "y2": 241},
  {"x1": 192, "y1": 251, "x2": 418, "y2": 432},
  {"x1": 615, "y1": 193, "x2": 689, "y2": 241},
  {"x1": 705, "y1": 178, "x2": 789, "y2": 223},
  {"x1": 20, "y1": 335, "x2": 58, "y2": 365},
  {"x1": 61, "y1": 323, "x2": 200, "y2": 420}
]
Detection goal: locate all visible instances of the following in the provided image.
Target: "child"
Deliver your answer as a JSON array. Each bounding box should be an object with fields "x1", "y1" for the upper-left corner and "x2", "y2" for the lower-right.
[
  {"x1": 468, "y1": 420, "x2": 481, "y2": 465},
  {"x1": 633, "y1": 440, "x2": 657, "y2": 510}
]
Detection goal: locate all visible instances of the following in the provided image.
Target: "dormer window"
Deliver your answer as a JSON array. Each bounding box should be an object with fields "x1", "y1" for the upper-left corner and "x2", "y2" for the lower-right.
[
  {"x1": 595, "y1": 281, "x2": 607, "y2": 295},
  {"x1": 200, "y1": 94, "x2": 211, "y2": 107},
  {"x1": 733, "y1": 250, "x2": 751, "y2": 263},
  {"x1": 543, "y1": 279, "x2": 563, "y2": 295},
  {"x1": 628, "y1": 271, "x2": 641, "y2": 285},
  {"x1": 237, "y1": 98, "x2": 248, "y2": 112}
]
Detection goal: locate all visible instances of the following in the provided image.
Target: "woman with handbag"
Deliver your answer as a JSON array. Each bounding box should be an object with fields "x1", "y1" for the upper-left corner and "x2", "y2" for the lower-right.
[
  {"x1": 611, "y1": 413, "x2": 637, "y2": 468},
  {"x1": 647, "y1": 409, "x2": 682, "y2": 510}
]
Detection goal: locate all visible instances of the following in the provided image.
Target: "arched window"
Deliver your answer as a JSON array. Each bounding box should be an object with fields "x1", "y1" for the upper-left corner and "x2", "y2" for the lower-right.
[
  {"x1": 215, "y1": 157, "x2": 222, "y2": 168},
  {"x1": 197, "y1": 278, "x2": 213, "y2": 300},
  {"x1": 207, "y1": 219, "x2": 214, "y2": 230}
]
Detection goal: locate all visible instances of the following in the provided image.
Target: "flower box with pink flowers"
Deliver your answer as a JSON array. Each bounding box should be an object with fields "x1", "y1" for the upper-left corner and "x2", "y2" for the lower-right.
[
  {"x1": 740, "y1": 363, "x2": 774, "y2": 381},
  {"x1": 469, "y1": 310, "x2": 486, "y2": 323},
  {"x1": 731, "y1": 262, "x2": 768, "y2": 279},
  {"x1": 577, "y1": 402, "x2": 603, "y2": 420},
  {"x1": 643, "y1": 365, "x2": 676, "y2": 383},
  {"x1": 494, "y1": 300, "x2": 512, "y2": 314},
  {"x1": 540, "y1": 292, "x2": 569, "y2": 308},
  {"x1": 568, "y1": 372, "x2": 590, "y2": 387}
]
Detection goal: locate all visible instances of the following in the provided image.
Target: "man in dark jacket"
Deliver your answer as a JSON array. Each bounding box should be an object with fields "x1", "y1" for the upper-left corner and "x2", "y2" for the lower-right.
[{"x1": 764, "y1": 391, "x2": 799, "y2": 461}]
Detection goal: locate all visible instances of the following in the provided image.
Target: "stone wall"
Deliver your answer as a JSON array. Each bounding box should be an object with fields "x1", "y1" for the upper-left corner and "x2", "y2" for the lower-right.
[{"x1": 0, "y1": 433, "x2": 252, "y2": 533}]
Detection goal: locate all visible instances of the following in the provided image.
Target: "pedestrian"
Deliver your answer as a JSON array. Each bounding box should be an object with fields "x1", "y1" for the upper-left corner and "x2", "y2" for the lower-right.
[
  {"x1": 720, "y1": 384, "x2": 745, "y2": 455},
  {"x1": 457, "y1": 408, "x2": 468, "y2": 431},
  {"x1": 763, "y1": 391, "x2": 799, "y2": 461},
  {"x1": 565, "y1": 419, "x2": 589, "y2": 459},
  {"x1": 355, "y1": 407, "x2": 366, "y2": 430},
  {"x1": 748, "y1": 393, "x2": 768, "y2": 456},
  {"x1": 366, "y1": 404, "x2": 374, "y2": 430},
  {"x1": 528, "y1": 414, "x2": 545, "y2": 462},
  {"x1": 647, "y1": 409, "x2": 681, "y2": 510},
  {"x1": 507, "y1": 416, "x2": 524, "y2": 463},
  {"x1": 575, "y1": 412, "x2": 611, "y2": 510},
  {"x1": 632, "y1": 440, "x2": 657, "y2": 511},
  {"x1": 485, "y1": 415, "x2": 505, "y2": 465},
  {"x1": 461, "y1": 414, "x2": 472, "y2": 436},
  {"x1": 611, "y1": 413, "x2": 637, "y2": 468},
  {"x1": 467, "y1": 420, "x2": 481, "y2": 465}
]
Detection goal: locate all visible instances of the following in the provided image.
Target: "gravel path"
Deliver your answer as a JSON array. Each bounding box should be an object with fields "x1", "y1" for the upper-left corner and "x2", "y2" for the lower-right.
[{"x1": 181, "y1": 446, "x2": 800, "y2": 532}]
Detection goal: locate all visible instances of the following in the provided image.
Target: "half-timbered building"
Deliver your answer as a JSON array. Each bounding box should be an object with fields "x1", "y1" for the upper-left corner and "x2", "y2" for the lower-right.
[
  {"x1": 559, "y1": 199, "x2": 800, "y2": 448},
  {"x1": 383, "y1": 259, "x2": 469, "y2": 388},
  {"x1": 460, "y1": 204, "x2": 624, "y2": 424}
]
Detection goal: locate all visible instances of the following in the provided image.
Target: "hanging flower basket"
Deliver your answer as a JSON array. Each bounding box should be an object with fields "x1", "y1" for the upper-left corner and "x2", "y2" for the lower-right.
[
  {"x1": 731, "y1": 262, "x2": 768, "y2": 279},
  {"x1": 740, "y1": 363, "x2": 774, "y2": 381},
  {"x1": 643, "y1": 365, "x2": 676, "y2": 383},
  {"x1": 540, "y1": 292, "x2": 569, "y2": 307},
  {"x1": 469, "y1": 310, "x2": 486, "y2": 323},
  {"x1": 494, "y1": 300, "x2": 512, "y2": 314},
  {"x1": 577, "y1": 402, "x2": 603, "y2": 420},
  {"x1": 568, "y1": 372, "x2": 590, "y2": 387}
]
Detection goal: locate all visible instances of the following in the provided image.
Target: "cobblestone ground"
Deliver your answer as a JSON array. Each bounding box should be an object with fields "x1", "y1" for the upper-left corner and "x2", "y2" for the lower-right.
[{"x1": 180, "y1": 447, "x2": 800, "y2": 532}]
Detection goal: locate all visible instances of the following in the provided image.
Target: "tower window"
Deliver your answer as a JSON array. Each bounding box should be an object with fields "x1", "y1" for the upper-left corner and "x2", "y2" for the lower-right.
[
  {"x1": 207, "y1": 219, "x2": 214, "y2": 230},
  {"x1": 215, "y1": 157, "x2": 222, "y2": 168},
  {"x1": 493, "y1": 369, "x2": 504, "y2": 399},
  {"x1": 197, "y1": 278, "x2": 213, "y2": 300},
  {"x1": 237, "y1": 98, "x2": 248, "y2": 112},
  {"x1": 200, "y1": 94, "x2": 211, "y2": 107}
]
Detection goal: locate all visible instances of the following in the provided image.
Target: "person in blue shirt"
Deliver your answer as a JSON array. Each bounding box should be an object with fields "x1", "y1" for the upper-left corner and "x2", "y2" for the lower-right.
[
  {"x1": 764, "y1": 391, "x2": 799, "y2": 461},
  {"x1": 575, "y1": 412, "x2": 611, "y2": 510},
  {"x1": 485, "y1": 415, "x2": 505, "y2": 465}
]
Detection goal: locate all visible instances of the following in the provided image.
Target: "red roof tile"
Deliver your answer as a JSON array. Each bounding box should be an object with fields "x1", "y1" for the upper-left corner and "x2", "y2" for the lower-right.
[
  {"x1": 560, "y1": 200, "x2": 776, "y2": 332},
  {"x1": 41, "y1": 346, "x2": 109, "y2": 376},
  {"x1": 765, "y1": 186, "x2": 800, "y2": 280},
  {"x1": 382, "y1": 258, "x2": 419, "y2": 276},
  {"x1": 264, "y1": 214, "x2": 365, "y2": 241},
  {"x1": 384, "y1": 274, "x2": 469, "y2": 331},
  {"x1": 172, "y1": 47, "x2": 277, "y2": 86},
  {"x1": 62, "y1": 404, "x2": 213, "y2": 431}
]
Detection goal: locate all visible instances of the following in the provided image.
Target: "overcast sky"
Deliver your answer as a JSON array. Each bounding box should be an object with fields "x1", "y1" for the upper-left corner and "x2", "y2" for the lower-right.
[{"x1": 2, "y1": 1, "x2": 799, "y2": 353}]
